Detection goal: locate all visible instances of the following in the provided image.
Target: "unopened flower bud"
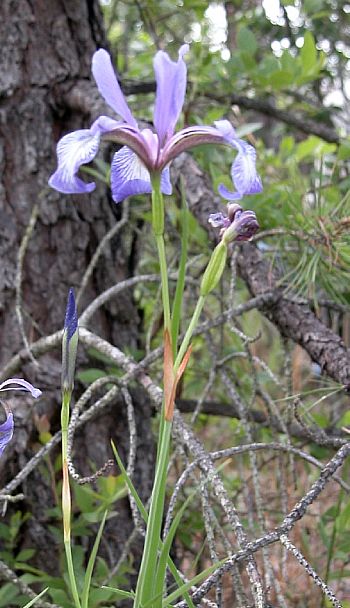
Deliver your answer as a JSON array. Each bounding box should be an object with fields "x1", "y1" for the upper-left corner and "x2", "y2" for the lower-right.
[
  {"x1": 62, "y1": 288, "x2": 78, "y2": 395},
  {"x1": 200, "y1": 241, "x2": 228, "y2": 296}
]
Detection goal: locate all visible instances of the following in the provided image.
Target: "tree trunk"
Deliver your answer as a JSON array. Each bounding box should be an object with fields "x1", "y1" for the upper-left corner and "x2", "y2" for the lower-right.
[{"x1": 0, "y1": 0, "x2": 153, "y2": 578}]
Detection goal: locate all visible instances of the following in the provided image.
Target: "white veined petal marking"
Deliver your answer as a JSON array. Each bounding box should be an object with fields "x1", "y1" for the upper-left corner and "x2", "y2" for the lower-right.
[
  {"x1": 113, "y1": 146, "x2": 151, "y2": 182},
  {"x1": 56, "y1": 130, "x2": 101, "y2": 184}
]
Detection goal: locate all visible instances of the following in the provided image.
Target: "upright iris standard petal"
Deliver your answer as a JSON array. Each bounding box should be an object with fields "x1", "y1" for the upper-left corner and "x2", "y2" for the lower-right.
[
  {"x1": 92, "y1": 49, "x2": 138, "y2": 128},
  {"x1": 0, "y1": 378, "x2": 42, "y2": 399},
  {"x1": 0, "y1": 413, "x2": 14, "y2": 456},
  {"x1": 111, "y1": 147, "x2": 172, "y2": 203},
  {"x1": 153, "y1": 44, "x2": 189, "y2": 146},
  {"x1": 62, "y1": 288, "x2": 79, "y2": 394}
]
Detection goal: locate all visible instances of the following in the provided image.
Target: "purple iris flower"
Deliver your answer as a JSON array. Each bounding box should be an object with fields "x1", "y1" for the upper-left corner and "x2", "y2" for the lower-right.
[
  {"x1": 0, "y1": 378, "x2": 42, "y2": 456},
  {"x1": 209, "y1": 203, "x2": 259, "y2": 243},
  {"x1": 49, "y1": 46, "x2": 262, "y2": 203}
]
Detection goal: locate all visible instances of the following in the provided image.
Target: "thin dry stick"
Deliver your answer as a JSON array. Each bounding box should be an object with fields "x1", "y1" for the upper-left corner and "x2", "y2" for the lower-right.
[
  {"x1": 200, "y1": 474, "x2": 223, "y2": 608},
  {"x1": 15, "y1": 203, "x2": 40, "y2": 367},
  {"x1": 174, "y1": 442, "x2": 350, "y2": 606},
  {"x1": 76, "y1": 200, "x2": 129, "y2": 306},
  {"x1": 280, "y1": 534, "x2": 343, "y2": 608}
]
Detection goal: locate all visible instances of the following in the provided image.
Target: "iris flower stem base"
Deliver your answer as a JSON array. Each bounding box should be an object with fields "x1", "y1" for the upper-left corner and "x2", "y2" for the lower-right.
[
  {"x1": 133, "y1": 419, "x2": 172, "y2": 607},
  {"x1": 61, "y1": 391, "x2": 82, "y2": 608}
]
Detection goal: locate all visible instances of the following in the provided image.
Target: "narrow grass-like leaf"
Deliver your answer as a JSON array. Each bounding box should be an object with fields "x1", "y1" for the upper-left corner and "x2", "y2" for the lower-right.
[
  {"x1": 101, "y1": 586, "x2": 135, "y2": 599},
  {"x1": 162, "y1": 558, "x2": 227, "y2": 607},
  {"x1": 21, "y1": 588, "x2": 49, "y2": 608},
  {"x1": 133, "y1": 421, "x2": 172, "y2": 606},
  {"x1": 147, "y1": 493, "x2": 195, "y2": 608},
  {"x1": 111, "y1": 441, "x2": 148, "y2": 520},
  {"x1": 111, "y1": 440, "x2": 195, "y2": 608},
  {"x1": 171, "y1": 179, "x2": 189, "y2": 358},
  {"x1": 81, "y1": 510, "x2": 108, "y2": 608}
]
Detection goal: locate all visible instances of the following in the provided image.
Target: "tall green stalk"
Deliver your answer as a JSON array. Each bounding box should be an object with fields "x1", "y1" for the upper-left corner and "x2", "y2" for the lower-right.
[
  {"x1": 61, "y1": 391, "x2": 81, "y2": 608},
  {"x1": 133, "y1": 176, "x2": 174, "y2": 608}
]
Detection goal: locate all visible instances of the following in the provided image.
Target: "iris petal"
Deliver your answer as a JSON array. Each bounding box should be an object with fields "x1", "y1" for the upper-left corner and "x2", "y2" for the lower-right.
[
  {"x1": 0, "y1": 413, "x2": 14, "y2": 456},
  {"x1": 49, "y1": 129, "x2": 100, "y2": 194},
  {"x1": 153, "y1": 44, "x2": 189, "y2": 146},
  {"x1": 214, "y1": 120, "x2": 263, "y2": 200},
  {"x1": 231, "y1": 142, "x2": 263, "y2": 198},
  {"x1": 49, "y1": 116, "x2": 120, "y2": 195},
  {"x1": 208, "y1": 212, "x2": 231, "y2": 228},
  {"x1": 92, "y1": 49, "x2": 137, "y2": 127},
  {"x1": 111, "y1": 147, "x2": 172, "y2": 203},
  {"x1": 0, "y1": 378, "x2": 42, "y2": 399}
]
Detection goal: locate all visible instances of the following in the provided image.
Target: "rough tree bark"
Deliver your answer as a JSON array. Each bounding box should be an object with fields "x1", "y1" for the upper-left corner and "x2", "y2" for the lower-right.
[{"x1": 0, "y1": 0, "x2": 154, "y2": 575}]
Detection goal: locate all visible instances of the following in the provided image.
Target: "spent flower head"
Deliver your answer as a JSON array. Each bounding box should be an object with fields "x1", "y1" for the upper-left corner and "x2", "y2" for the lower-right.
[
  {"x1": 0, "y1": 378, "x2": 42, "y2": 456},
  {"x1": 49, "y1": 46, "x2": 262, "y2": 203},
  {"x1": 208, "y1": 203, "x2": 259, "y2": 245}
]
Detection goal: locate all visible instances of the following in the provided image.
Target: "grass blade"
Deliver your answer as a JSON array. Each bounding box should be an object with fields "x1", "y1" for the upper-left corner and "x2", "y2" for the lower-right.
[
  {"x1": 111, "y1": 441, "x2": 196, "y2": 608},
  {"x1": 162, "y1": 558, "x2": 227, "y2": 607},
  {"x1": 21, "y1": 588, "x2": 49, "y2": 608},
  {"x1": 81, "y1": 510, "x2": 108, "y2": 608}
]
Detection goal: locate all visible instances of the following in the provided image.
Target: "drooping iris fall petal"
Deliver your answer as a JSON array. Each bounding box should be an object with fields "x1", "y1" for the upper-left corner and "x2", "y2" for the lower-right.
[
  {"x1": 0, "y1": 413, "x2": 14, "y2": 457},
  {"x1": 0, "y1": 378, "x2": 42, "y2": 457}
]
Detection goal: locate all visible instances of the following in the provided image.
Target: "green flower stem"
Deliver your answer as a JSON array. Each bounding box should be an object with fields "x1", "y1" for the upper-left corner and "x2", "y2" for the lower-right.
[
  {"x1": 155, "y1": 234, "x2": 171, "y2": 332},
  {"x1": 174, "y1": 240, "x2": 228, "y2": 371},
  {"x1": 174, "y1": 295, "x2": 205, "y2": 372},
  {"x1": 151, "y1": 175, "x2": 171, "y2": 333},
  {"x1": 133, "y1": 420, "x2": 172, "y2": 607},
  {"x1": 61, "y1": 391, "x2": 81, "y2": 608}
]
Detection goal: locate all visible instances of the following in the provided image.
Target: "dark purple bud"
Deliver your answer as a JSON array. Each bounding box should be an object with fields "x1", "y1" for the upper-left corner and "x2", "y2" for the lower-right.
[
  {"x1": 62, "y1": 288, "x2": 78, "y2": 394},
  {"x1": 64, "y1": 288, "x2": 78, "y2": 342}
]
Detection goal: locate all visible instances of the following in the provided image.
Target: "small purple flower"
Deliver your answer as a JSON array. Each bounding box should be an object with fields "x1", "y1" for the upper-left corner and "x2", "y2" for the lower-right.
[
  {"x1": 49, "y1": 47, "x2": 262, "y2": 203},
  {"x1": 0, "y1": 378, "x2": 42, "y2": 456},
  {"x1": 208, "y1": 203, "x2": 259, "y2": 243},
  {"x1": 62, "y1": 288, "x2": 78, "y2": 394}
]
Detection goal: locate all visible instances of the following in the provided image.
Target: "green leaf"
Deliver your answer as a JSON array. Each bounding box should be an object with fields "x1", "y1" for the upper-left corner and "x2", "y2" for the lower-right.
[
  {"x1": 111, "y1": 441, "x2": 196, "y2": 608},
  {"x1": 237, "y1": 27, "x2": 257, "y2": 55},
  {"x1": 162, "y1": 558, "x2": 228, "y2": 606},
  {"x1": 300, "y1": 32, "x2": 317, "y2": 73},
  {"x1": 81, "y1": 510, "x2": 108, "y2": 608},
  {"x1": 15, "y1": 549, "x2": 36, "y2": 562},
  {"x1": 338, "y1": 140, "x2": 350, "y2": 161},
  {"x1": 21, "y1": 588, "x2": 49, "y2": 608},
  {"x1": 149, "y1": 493, "x2": 195, "y2": 608},
  {"x1": 76, "y1": 368, "x2": 107, "y2": 384},
  {"x1": 101, "y1": 586, "x2": 135, "y2": 600}
]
